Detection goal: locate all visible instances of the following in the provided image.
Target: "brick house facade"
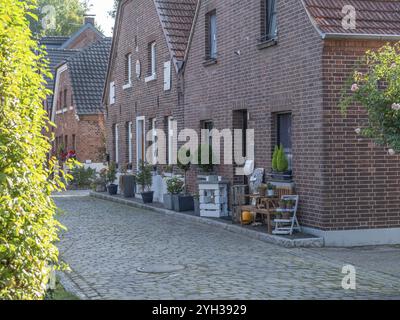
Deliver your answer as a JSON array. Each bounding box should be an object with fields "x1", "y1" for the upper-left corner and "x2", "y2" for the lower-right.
[
  {"x1": 104, "y1": 0, "x2": 400, "y2": 246},
  {"x1": 52, "y1": 38, "x2": 111, "y2": 164}
]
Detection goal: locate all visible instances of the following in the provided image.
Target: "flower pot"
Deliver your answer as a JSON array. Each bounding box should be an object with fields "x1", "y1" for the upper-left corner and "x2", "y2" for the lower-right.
[
  {"x1": 267, "y1": 190, "x2": 275, "y2": 197},
  {"x1": 141, "y1": 191, "x2": 154, "y2": 204},
  {"x1": 107, "y1": 184, "x2": 118, "y2": 195},
  {"x1": 122, "y1": 175, "x2": 136, "y2": 198},
  {"x1": 173, "y1": 194, "x2": 194, "y2": 212},
  {"x1": 163, "y1": 194, "x2": 174, "y2": 210},
  {"x1": 270, "y1": 171, "x2": 293, "y2": 182}
]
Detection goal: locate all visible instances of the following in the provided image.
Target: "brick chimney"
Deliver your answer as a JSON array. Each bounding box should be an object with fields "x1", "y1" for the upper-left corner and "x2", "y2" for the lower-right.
[{"x1": 84, "y1": 15, "x2": 95, "y2": 26}]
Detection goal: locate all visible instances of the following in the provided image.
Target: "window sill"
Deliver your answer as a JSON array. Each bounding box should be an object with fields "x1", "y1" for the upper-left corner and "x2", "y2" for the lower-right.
[
  {"x1": 123, "y1": 83, "x2": 132, "y2": 90},
  {"x1": 257, "y1": 38, "x2": 278, "y2": 50},
  {"x1": 145, "y1": 74, "x2": 157, "y2": 83},
  {"x1": 203, "y1": 58, "x2": 218, "y2": 67}
]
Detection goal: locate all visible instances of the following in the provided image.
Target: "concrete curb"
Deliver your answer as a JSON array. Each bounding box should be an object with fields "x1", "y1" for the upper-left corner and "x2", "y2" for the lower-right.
[{"x1": 90, "y1": 192, "x2": 324, "y2": 248}]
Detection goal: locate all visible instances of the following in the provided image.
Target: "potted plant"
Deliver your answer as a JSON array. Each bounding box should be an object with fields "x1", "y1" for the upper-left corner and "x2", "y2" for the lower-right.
[
  {"x1": 164, "y1": 176, "x2": 184, "y2": 210},
  {"x1": 267, "y1": 183, "x2": 276, "y2": 197},
  {"x1": 173, "y1": 148, "x2": 195, "y2": 212},
  {"x1": 258, "y1": 184, "x2": 268, "y2": 197},
  {"x1": 136, "y1": 161, "x2": 154, "y2": 203},
  {"x1": 106, "y1": 162, "x2": 118, "y2": 195},
  {"x1": 271, "y1": 145, "x2": 292, "y2": 181}
]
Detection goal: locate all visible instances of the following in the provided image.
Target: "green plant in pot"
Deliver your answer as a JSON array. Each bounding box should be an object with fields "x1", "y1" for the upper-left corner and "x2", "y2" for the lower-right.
[
  {"x1": 92, "y1": 168, "x2": 108, "y2": 192},
  {"x1": 271, "y1": 144, "x2": 292, "y2": 181},
  {"x1": 137, "y1": 161, "x2": 154, "y2": 203},
  {"x1": 164, "y1": 176, "x2": 184, "y2": 210},
  {"x1": 106, "y1": 162, "x2": 118, "y2": 195}
]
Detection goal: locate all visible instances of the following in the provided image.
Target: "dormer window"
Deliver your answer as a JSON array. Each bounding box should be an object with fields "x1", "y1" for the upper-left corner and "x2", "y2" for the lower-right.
[
  {"x1": 123, "y1": 53, "x2": 132, "y2": 89},
  {"x1": 145, "y1": 42, "x2": 157, "y2": 82},
  {"x1": 261, "y1": 0, "x2": 277, "y2": 42}
]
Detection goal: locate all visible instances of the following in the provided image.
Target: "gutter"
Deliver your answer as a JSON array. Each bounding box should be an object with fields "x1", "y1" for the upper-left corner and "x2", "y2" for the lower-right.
[{"x1": 322, "y1": 33, "x2": 400, "y2": 41}]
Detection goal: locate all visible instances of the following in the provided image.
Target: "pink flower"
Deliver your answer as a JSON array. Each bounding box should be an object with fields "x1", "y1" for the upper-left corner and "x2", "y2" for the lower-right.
[
  {"x1": 351, "y1": 84, "x2": 359, "y2": 92},
  {"x1": 391, "y1": 103, "x2": 400, "y2": 111},
  {"x1": 355, "y1": 128, "x2": 361, "y2": 135},
  {"x1": 391, "y1": 63, "x2": 397, "y2": 69},
  {"x1": 388, "y1": 149, "x2": 396, "y2": 156}
]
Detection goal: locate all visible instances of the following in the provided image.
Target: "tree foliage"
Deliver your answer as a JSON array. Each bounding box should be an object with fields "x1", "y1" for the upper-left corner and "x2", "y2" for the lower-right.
[
  {"x1": 30, "y1": 0, "x2": 90, "y2": 37},
  {"x1": 340, "y1": 42, "x2": 400, "y2": 153},
  {"x1": 0, "y1": 0, "x2": 69, "y2": 300}
]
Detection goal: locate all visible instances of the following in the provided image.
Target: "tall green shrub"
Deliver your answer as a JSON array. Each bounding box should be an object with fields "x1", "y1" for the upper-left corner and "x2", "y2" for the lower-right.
[
  {"x1": 0, "y1": 0, "x2": 69, "y2": 300},
  {"x1": 276, "y1": 145, "x2": 289, "y2": 173}
]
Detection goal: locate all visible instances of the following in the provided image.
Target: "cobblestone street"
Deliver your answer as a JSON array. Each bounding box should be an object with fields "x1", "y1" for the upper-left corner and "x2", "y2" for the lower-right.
[{"x1": 55, "y1": 195, "x2": 400, "y2": 300}]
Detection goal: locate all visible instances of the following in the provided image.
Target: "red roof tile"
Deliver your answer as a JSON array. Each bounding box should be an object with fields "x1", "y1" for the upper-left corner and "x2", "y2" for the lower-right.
[
  {"x1": 154, "y1": 0, "x2": 199, "y2": 62},
  {"x1": 303, "y1": 0, "x2": 400, "y2": 36}
]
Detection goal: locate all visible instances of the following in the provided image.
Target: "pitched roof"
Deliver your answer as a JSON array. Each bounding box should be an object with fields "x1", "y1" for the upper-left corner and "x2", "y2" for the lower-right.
[
  {"x1": 66, "y1": 38, "x2": 112, "y2": 115},
  {"x1": 154, "y1": 0, "x2": 199, "y2": 63},
  {"x1": 303, "y1": 0, "x2": 400, "y2": 38},
  {"x1": 43, "y1": 48, "x2": 78, "y2": 106}
]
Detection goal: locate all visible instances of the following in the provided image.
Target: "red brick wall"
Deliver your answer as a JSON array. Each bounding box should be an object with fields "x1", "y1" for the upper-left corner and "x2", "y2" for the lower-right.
[
  {"x1": 64, "y1": 27, "x2": 103, "y2": 50},
  {"x1": 53, "y1": 69, "x2": 105, "y2": 163},
  {"x1": 321, "y1": 39, "x2": 400, "y2": 231},
  {"x1": 183, "y1": 0, "x2": 325, "y2": 228},
  {"x1": 105, "y1": 0, "x2": 180, "y2": 171}
]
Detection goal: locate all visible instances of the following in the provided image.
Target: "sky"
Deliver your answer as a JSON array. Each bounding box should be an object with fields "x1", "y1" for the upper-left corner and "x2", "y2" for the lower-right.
[{"x1": 87, "y1": 0, "x2": 115, "y2": 37}]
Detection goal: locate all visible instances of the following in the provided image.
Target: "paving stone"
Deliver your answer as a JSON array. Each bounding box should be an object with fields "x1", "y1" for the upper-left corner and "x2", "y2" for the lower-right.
[{"x1": 55, "y1": 196, "x2": 400, "y2": 300}]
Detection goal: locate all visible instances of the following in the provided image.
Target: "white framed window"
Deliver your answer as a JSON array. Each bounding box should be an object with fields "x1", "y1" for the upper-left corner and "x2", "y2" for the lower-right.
[
  {"x1": 207, "y1": 11, "x2": 217, "y2": 59},
  {"x1": 123, "y1": 53, "x2": 132, "y2": 89},
  {"x1": 151, "y1": 118, "x2": 158, "y2": 165},
  {"x1": 163, "y1": 60, "x2": 171, "y2": 91},
  {"x1": 115, "y1": 124, "x2": 119, "y2": 165},
  {"x1": 145, "y1": 42, "x2": 157, "y2": 82},
  {"x1": 168, "y1": 116, "x2": 175, "y2": 165},
  {"x1": 110, "y1": 81, "x2": 116, "y2": 105},
  {"x1": 128, "y1": 122, "x2": 133, "y2": 165},
  {"x1": 136, "y1": 116, "x2": 145, "y2": 170}
]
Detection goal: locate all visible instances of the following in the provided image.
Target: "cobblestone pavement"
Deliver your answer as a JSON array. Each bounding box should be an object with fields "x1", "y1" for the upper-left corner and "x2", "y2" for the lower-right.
[{"x1": 55, "y1": 195, "x2": 400, "y2": 300}]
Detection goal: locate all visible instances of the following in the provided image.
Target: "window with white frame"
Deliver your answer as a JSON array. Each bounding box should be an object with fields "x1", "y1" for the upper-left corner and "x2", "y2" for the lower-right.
[
  {"x1": 124, "y1": 53, "x2": 132, "y2": 88},
  {"x1": 127, "y1": 122, "x2": 133, "y2": 165},
  {"x1": 114, "y1": 124, "x2": 119, "y2": 165},
  {"x1": 146, "y1": 42, "x2": 157, "y2": 82},
  {"x1": 149, "y1": 118, "x2": 158, "y2": 165},
  {"x1": 168, "y1": 116, "x2": 174, "y2": 165},
  {"x1": 206, "y1": 10, "x2": 217, "y2": 60},
  {"x1": 136, "y1": 117, "x2": 145, "y2": 170},
  {"x1": 110, "y1": 81, "x2": 116, "y2": 105},
  {"x1": 163, "y1": 60, "x2": 171, "y2": 91}
]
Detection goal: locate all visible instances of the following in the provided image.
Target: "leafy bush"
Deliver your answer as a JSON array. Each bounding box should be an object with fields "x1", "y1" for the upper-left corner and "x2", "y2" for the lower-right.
[
  {"x1": 70, "y1": 165, "x2": 96, "y2": 188},
  {"x1": 166, "y1": 177, "x2": 184, "y2": 195},
  {"x1": 340, "y1": 42, "x2": 400, "y2": 153},
  {"x1": 272, "y1": 145, "x2": 288, "y2": 173},
  {"x1": 0, "y1": 0, "x2": 71, "y2": 300}
]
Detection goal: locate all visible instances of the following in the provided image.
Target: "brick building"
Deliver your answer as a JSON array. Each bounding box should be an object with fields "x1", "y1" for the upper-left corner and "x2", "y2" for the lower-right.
[
  {"x1": 51, "y1": 38, "x2": 112, "y2": 164},
  {"x1": 104, "y1": 0, "x2": 400, "y2": 246},
  {"x1": 41, "y1": 17, "x2": 105, "y2": 120}
]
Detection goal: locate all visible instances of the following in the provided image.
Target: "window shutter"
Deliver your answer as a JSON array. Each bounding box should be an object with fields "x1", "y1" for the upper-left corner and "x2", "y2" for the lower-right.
[{"x1": 164, "y1": 61, "x2": 171, "y2": 91}]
